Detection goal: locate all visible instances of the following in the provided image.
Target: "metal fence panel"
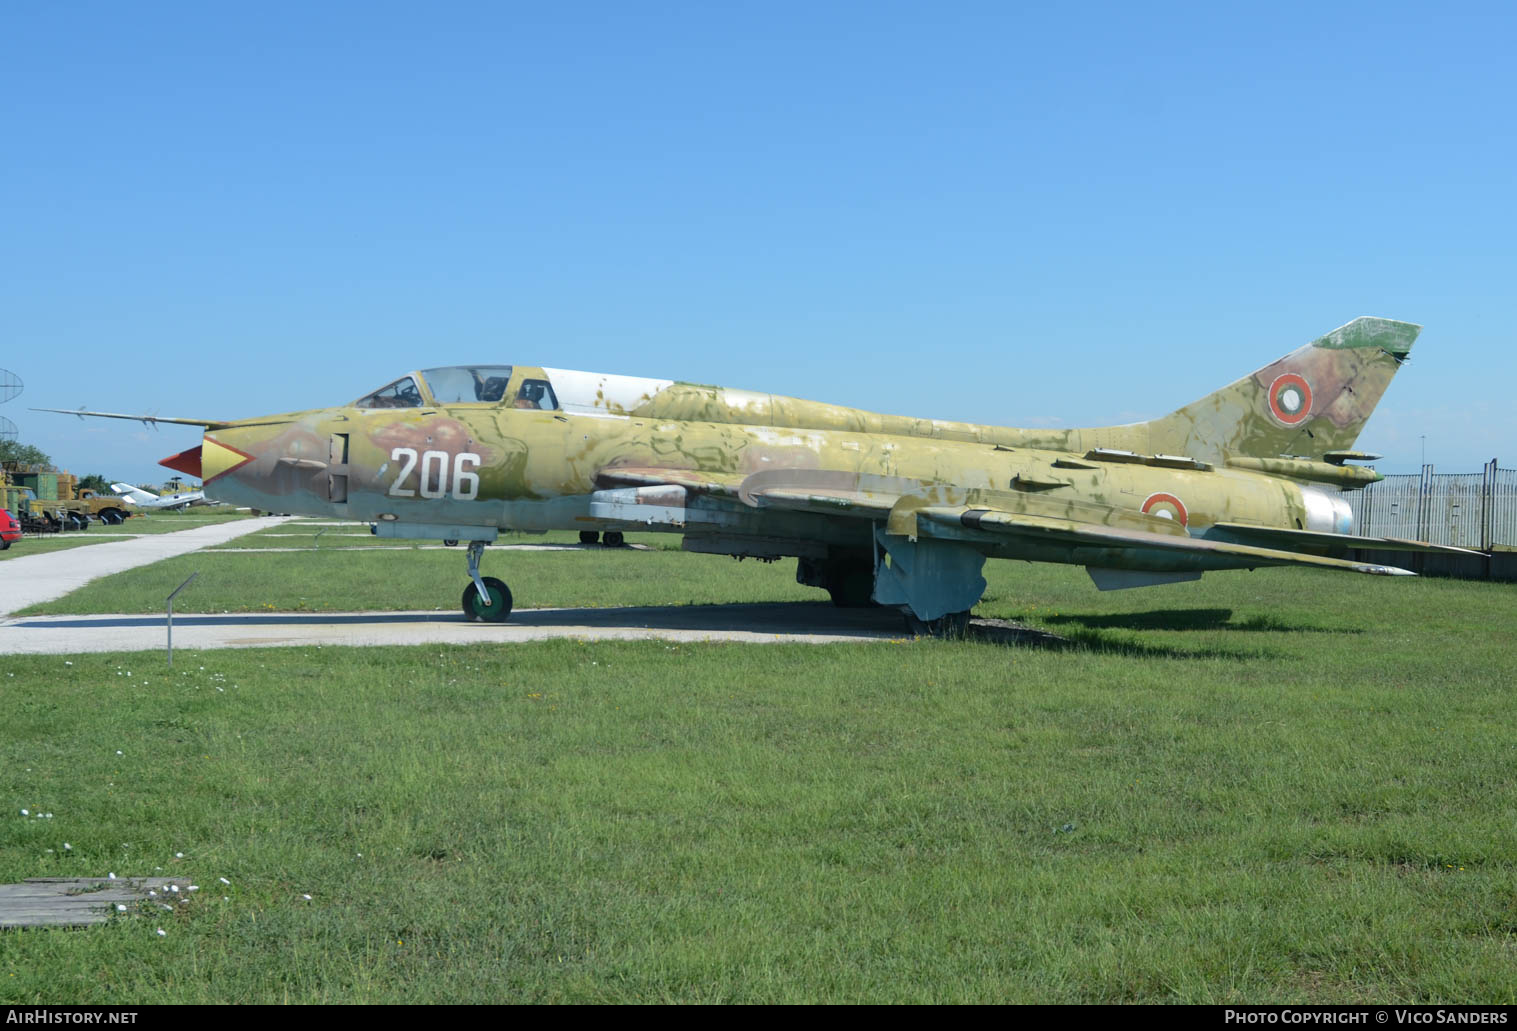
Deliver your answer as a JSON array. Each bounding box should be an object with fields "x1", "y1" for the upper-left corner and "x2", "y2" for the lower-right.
[
  {"x1": 1494, "y1": 467, "x2": 1517, "y2": 549},
  {"x1": 1347, "y1": 461, "x2": 1517, "y2": 550}
]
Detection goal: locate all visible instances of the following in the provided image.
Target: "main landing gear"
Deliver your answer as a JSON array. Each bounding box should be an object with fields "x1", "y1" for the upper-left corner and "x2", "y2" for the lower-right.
[
  {"x1": 577, "y1": 530, "x2": 626, "y2": 547},
  {"x1": 461, "y1": 540, "x2": 513, "y2": 623}
]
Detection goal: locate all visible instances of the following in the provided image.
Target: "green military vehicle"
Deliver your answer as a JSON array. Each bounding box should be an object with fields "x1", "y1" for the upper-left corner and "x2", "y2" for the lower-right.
[{"x1": 7, "y1": 486, "x2": 75, "y2": 532}]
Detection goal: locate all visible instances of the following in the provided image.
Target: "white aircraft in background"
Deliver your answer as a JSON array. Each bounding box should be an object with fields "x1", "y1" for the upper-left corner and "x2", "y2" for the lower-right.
[{"x1": 110, "y1": 482, "x2": 206, "y2": 511}]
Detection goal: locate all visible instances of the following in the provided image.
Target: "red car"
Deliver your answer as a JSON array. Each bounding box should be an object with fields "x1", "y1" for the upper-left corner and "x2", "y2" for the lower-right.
[{"x1": 0, "y1": 507, "x2": 19, "y2": 549}]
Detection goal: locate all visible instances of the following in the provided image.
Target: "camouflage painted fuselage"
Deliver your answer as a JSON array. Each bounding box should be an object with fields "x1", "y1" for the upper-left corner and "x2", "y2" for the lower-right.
[{"x1": 192, "y1": 317, "x2": 1425, "y2": 598}]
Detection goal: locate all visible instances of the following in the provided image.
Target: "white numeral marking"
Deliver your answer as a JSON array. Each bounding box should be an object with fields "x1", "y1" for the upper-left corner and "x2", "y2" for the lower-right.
[
  {"x1": 387, "y1": 447, "x2": 418, "y2": 497},
  {"x1": 388, "y1": 448, "x2": 483, "y2": 501},
  {"x1": 453, "y1": 453, "x2": 480, "y2": 501},
  {"x1": 419, "y1": 450, "x2": 448, "y2": 499}
]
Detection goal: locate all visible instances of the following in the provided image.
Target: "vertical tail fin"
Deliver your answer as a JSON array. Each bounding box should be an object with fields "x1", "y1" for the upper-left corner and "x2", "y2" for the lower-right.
[
  {"x1": 110, "y1": 483, "x2": 158, "y2": 505},
  {"x1": 1142, "y1": 317, "x2": 1420, "y2": 463}
]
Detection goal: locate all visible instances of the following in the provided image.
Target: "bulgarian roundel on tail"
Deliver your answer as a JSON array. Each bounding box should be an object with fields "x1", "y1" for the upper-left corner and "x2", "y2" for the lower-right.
[{"x1": 1142, "y1": 317, "x2": 1420, "y2": 464}]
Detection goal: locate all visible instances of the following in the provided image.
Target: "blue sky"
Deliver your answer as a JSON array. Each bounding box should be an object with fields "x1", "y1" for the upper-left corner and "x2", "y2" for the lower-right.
[{"x1": 3, "y1": 1, "x2": 1512, "y2": 483}]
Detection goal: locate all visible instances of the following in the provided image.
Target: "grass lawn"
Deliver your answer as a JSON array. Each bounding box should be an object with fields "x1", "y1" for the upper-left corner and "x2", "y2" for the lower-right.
[
  {"x1": 20, "y1": 536, "x2": 813, "y2": 614},
  {"x1": 1, "y1": 535, "x2": 122, "y2": 561},
  {"x1": 1, "y1": 510, "x2": 257, "y2": 563},
  {"x1": 204, "y1": 524, "x2": 677, "y2": 552},
  {"x1": 3, "y1": 554, "x2": 1515, "y2": 1003},
  {"x1": 111, "y1": 510, "x2": 255, "y2": 535}
]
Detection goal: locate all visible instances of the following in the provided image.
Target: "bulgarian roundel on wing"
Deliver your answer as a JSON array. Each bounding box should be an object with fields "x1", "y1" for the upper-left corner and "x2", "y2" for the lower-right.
[
  {"x1": 1141, "y1": 492, "x2": 1188, "y2": 526},
  {"x1": 1268, "y1": 373, "x2": 1313, "y2": 425}
]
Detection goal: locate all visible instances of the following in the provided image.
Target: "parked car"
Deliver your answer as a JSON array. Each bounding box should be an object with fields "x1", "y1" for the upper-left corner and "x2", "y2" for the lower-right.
[{"x1": 0, "y1": 507, "x2": 20, "y2": 549}]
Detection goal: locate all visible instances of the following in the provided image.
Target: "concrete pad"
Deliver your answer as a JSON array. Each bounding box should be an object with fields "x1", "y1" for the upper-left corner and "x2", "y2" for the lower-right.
[
  {"x1": 0, "y1": 604, "x2": 1064, "y2": 653},
  {"x1": 205, "y1": 542, "x2": 653, "y2": 553},
  {"x1": 0, "y1": 603, "x2": 911, "y2": 652},
  {"x1": 0, "y1": 517, "x2": 293, "y2": 617}
]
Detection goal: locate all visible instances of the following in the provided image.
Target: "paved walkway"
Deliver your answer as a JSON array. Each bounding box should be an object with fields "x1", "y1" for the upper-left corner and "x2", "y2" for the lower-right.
[
  {"x1": 0, "y1": 517, "x2": 293, "y2": 617},
  {"x1": 0, "y1": 603, "x2": 912, "y2": 653},
  {"x1": 0, "y1": 604, "x2": 1063, "y2": 653}
]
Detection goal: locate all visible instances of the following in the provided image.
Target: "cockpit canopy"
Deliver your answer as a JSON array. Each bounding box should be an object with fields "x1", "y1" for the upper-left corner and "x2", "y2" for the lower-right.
[
  {"x1": 354, "y1": 365, "x2": 559, "y2": 411},
  {"x1": 419, "y1": 366, "x2": 515, "y2": 403}
]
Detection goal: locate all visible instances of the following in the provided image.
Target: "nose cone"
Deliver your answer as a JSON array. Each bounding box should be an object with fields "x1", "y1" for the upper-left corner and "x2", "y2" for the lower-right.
[
  {"x1": 159, "y1": 445, "x2": 203, "y2": 479},
  {"x1": 197, "y1": 436, "x2": 257, "y2": 483},
  {"x1": 160, "y1": 437, "x2": 256, "y2": 483}
]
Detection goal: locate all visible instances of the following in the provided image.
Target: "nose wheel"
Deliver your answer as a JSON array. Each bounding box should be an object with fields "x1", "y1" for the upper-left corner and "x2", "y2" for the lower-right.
[{"x1": 461, "y1": 540, "x2": 513, "y2": 622}]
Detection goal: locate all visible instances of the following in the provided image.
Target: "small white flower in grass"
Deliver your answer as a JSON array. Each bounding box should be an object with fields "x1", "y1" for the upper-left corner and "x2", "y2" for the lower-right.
[
  {"x1": 65, "y1": 661, "x2": 72, "y2": 666},
  {"x1": 175, "y1": 852, "x2": 184, "y2": 858},
  {"x1": 159, "y1": 904, "x2": 173, "y2": 912},
  {"x1": 44, "y1": 813, "x2": 52, "y2": 819},
  {"x1": 219, "y1": 877, "x2": 230, "y2": 885},
  {"x1": 169, "y1": 885, "x2": 179, "y2": 893},
  {"x1": 116, "y1": 904, "x2": 127, "y2": 912},
  {"x1": 63, "y1": 843, "x2": 71, "y2": 850},
  {"x1": 148, "y1": 890, "x2": 156, "y2": 897},
  {"x1": 108, "y1": 873, "x2": 116, "y2": 879},
  {"x1": 156, "y1": 928, "x2": 166, "y2": 937},
  {"x1": 19, "y1": 809, "x2": 26, "y2": 816},
  {"x1": 302, "y1": 894, "x2": 312, "y2": 901},
  {"x1": 188, "y1": 885, "x2": 198, "y2": 891},
  {"x1": 116, "y1": 751, "x2": 123, "y2": 756}
]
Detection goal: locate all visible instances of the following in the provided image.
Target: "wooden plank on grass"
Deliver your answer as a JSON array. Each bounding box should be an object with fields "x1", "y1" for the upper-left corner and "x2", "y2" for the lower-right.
[{"x1": 0, "y1": 877, "x2": 178, "y2": 928}]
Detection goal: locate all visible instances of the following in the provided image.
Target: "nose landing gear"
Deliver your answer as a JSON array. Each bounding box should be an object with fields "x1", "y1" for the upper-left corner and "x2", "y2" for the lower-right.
[{"x1": 461, "y1": 540, "x2": 513, "y2": 622}]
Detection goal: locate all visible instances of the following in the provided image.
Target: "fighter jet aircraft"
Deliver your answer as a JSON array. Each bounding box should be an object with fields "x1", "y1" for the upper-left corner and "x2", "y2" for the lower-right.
[
  {"x1": 109, "y1": 482, "x2": 206, "y2": 511},
  {"x1": 40, "y1": 317, "x2": 1472, "y2": 634}
]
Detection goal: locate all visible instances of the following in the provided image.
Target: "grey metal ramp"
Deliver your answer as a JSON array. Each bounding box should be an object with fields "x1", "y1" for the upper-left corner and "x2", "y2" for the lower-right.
[{"x1": 0, "y1": 516, "x2": 292, "y2": 617}]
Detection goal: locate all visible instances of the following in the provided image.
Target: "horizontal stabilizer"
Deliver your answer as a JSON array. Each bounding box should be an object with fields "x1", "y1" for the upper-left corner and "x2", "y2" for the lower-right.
[
  {"x1": 926, "y1": 507, "x2": 1415, "y2": 577},
  {"x1": 1210, "y1": 523, "x2": 1483, "y2": 557}
]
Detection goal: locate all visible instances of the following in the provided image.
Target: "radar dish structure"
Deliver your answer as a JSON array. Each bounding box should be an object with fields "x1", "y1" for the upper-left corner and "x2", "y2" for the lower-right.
[
  {"x1": 0, "y1": 415, "x2": 15, "y2": 442},
  {"x1": 0, "y1": 369, "x2": 20, "y2": 405}
]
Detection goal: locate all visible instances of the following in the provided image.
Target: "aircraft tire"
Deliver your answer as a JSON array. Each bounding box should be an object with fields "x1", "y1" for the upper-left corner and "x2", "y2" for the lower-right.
[
  {"x1": 462, "y1": 577, "x2": 513, "y2": 623},
  {"x1": 904, "y1": 611, "x2": 972, "y2": 639},
  {"x1": 443, "y1": 539, "x2": 459, "y2": 547},
  {"x1": 578, "y1": 530, "x2": 600, "y2": 545},
  {"x1": 603, "y1": 531, "x2": 625, "y2": 548}
]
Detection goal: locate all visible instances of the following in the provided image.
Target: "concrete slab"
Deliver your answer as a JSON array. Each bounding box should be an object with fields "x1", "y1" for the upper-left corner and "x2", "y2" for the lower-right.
[
  {"x1": 0, "y1": 516, "x2": 293, "y2": 617},
  {"x1": 0, "y1": 604, "x2": 1064, "y2": 652},
  {"x1": 0, "y1": 603, "x2": 911, "y2": 652}
]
